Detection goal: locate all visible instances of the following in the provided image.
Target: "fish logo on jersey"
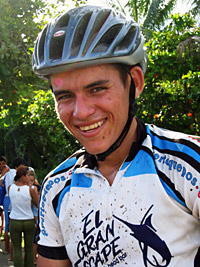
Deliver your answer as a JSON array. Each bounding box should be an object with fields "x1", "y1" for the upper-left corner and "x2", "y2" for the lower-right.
[{"x1": 113, "y1": 205, "x2": 173, "y2": 267}]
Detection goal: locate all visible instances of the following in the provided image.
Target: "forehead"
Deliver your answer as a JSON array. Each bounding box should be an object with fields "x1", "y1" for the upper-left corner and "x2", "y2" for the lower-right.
[{"x1": 50, "y1": 64, "x2": 120, "y2": 87}]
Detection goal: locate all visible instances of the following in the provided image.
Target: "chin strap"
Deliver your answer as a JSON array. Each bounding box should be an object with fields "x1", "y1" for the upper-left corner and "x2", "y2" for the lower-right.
[{"x1": 96, "y1": 75, "x2": 137, "y2": 161}]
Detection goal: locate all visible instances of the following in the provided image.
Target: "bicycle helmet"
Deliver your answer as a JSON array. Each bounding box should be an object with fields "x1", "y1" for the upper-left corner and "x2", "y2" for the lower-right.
[
  {"x1": 32, "y1": 5, "x2": 147, "y2": 161},
  {"x1": 32, "y1": 5, "x2": 147, "y2": 77}
]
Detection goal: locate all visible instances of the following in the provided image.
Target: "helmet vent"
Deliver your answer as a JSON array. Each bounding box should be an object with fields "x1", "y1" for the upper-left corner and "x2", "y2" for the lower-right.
[
  {"x1": 50, "y1": 34, "x2": 65, "y2": 61},
  {"x1": 92, "y1": 24, "x2": 123, "y2": 53},
  {"x1": 49, "y1": 14, "x2": 70, "y2": 61},
  {"x1": 82, "y1": 10, "x2": 111, "y2": 56},
  {"x1": 70, "y1": 12, "x2": 93, "y2": 58},
  {"x1": 56, "y1": 13, "x2": 70, "y2": 28},
  {"x1": 115, "y1": 26, "x2": 138, "y2": 52},
  {"x1": 38, "y1": 26, "x2": 47, "y2": 63}
]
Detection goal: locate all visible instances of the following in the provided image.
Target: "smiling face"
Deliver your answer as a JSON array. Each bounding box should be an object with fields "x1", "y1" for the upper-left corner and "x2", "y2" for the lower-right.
[{"x1": 51, "y1": 64, "x2": 131, "y2": 155}]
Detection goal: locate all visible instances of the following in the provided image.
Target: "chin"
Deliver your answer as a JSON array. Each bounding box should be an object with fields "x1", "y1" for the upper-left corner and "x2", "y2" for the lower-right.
[
  {"x1": 86, "y1": 149, "x2": 102, "y2": 155},
  {"x1": 85, "y1": 146, "x2": 108, "y2": 156}
]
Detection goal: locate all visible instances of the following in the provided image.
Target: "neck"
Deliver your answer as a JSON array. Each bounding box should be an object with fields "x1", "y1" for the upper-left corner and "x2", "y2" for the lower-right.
[
  {"x1": 15, "y1": 180, "x2": 26, "y2": 186},
  {"x1": 97, "y1": 117, "x2": 138, "y2": 185}
]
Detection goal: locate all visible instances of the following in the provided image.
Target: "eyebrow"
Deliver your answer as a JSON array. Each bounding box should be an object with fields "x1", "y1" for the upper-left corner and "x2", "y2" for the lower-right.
[
  {"x1": 53, "y1": 90, "x2": 70, "y2": 97},
  {"x1": 52, "y1": 79, "x2": 109, "y2": 96},
  {"x1": 83, "y1": 80, "x2": 109, "y2": 89}
]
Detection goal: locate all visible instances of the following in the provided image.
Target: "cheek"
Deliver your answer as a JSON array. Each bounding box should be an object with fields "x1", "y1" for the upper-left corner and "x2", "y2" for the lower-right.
[
  {"x1": 56, "y1": 104, "x2": 71, "y2": 125},
  {"x1": 114, "y1": 93, "x2": 129, "y2": 123}
]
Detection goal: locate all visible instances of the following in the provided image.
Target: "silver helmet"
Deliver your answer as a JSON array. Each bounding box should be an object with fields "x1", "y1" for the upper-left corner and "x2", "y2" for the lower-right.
[{"x1": 32, "y1": 5, "x2": 147, "y2": 78}]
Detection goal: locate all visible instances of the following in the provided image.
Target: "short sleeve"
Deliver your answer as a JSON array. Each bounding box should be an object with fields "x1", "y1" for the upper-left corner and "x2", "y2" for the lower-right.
[{"x1": 37, "y1": 174, "x2": 69, "y2": 259}]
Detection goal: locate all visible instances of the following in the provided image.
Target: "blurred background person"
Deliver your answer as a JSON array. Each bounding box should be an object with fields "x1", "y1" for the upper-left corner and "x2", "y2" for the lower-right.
[
  {"x1": 8, "y1": 166, "x2": 38, "y2": 267},
  {"x1": 3, "y1": 157, "x2": 26, "y2": 257},
  {"x1": 0, "y1": 156, "x2": 9, "y2": 180},
  {"x1": 28, "y1": 167, "x2": 40, "y2": 265}
]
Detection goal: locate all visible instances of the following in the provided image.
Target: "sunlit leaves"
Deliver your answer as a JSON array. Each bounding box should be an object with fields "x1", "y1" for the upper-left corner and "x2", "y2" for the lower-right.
[
  {"x1": 0, "y1": 0, "x2": 81, "y2": 180},
  {"x1": 138, "y1": 13, "x2": 200, "y2": 135}
]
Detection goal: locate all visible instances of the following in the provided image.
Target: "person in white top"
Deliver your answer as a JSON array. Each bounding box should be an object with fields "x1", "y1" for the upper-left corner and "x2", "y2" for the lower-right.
[
  {"x1": 3, "y1": 156, "x2": 26, "y2": 256},
  {"x1": 8, "y1": 166, "x2": 38, "y2": 267}
]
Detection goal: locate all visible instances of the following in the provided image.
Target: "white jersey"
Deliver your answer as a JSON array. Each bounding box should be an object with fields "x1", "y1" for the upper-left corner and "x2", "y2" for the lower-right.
[
  {"x1": 37, "y1": 122, "x2": 200, "y2": 266},
  {"x1": 4, "y1": 169, "x2": 16, "y2": 196}
]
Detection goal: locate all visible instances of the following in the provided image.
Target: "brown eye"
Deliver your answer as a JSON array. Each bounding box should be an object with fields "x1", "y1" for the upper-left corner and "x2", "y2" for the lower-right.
[
  {"x1": 92, "y1": 87, "x2": 106, "y2": 93},
  {"x1": 57, "y1": 93, "x2": 73, "y2": 101}
]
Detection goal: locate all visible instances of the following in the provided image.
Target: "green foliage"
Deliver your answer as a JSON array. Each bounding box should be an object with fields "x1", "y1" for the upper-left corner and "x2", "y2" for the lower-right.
[
  {"x1": 187, "y1": 0, "x2": 200, "y2": 16},
  {"x1": 126, "y1": 0, "x2": 151, "y2": 22},
  {"x1": 110, "y1": 0, "x2": 178, "y2": 40},
  {"x1": 107, "y1": 0, "x2": 180, "y2": 41},
  {"x1": 138, "y1": 13, "x2": 200, "y2": 135},
  {"x1": 142, "y1": 0, "x2": 177, "y2": 35},
  {"x1": 0, "y1": 0, "x2": 81, "y2": 182},
  {"x1": 26, "y1": 89, "x2": 81, "y2": 165},
  {"x1": 0, "y1": 0, "x2": 46, "y2": 104},
  {"x1": 0, "y1": 88, "x2": 81, "y2": 182}
]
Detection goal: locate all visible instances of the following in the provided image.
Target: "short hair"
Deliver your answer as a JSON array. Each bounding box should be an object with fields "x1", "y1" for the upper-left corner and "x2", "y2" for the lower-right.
[
  {"x1": 12, "y1": 157, "x2": 27, "y2": 169},
  {"x1": 0, "y1": 156, "x2": 7, "y2": 162},
  {"x1": 114, "y1": 64, "x2": 130, "y2": 87}
]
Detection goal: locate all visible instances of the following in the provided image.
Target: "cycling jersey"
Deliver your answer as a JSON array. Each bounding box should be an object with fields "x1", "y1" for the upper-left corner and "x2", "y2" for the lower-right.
[{"x1": 37, "y1": 121, "x2": 200, "y2": 266}]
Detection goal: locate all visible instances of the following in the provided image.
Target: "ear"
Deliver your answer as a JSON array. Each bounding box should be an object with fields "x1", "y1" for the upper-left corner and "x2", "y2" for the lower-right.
[{"x1": 129, "y1": 66, "x2": 144, "y2": 98}]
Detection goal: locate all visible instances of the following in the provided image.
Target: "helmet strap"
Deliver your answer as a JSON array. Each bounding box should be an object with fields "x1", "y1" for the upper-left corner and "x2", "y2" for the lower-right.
[{"x1": 96, "y1": 75, "x2": 137, "y2": 161}]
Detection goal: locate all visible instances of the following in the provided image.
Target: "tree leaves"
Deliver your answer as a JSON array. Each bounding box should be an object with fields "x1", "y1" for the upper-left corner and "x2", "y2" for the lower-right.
[{"x1": 138, "y1": 13, "x2": 200, "y2": 135}]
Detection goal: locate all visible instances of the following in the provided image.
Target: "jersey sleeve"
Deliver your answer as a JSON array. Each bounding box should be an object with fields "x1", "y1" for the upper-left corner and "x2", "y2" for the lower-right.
[
  {"x1": 180, "y1": 136, "x2": 200, "y2": 219},
  {"x1": 37, "y1": 174, "x2": 69, "y2": 260},
  {"x1": 149, "y1": 125, "x2": 200, "y2": 219}
]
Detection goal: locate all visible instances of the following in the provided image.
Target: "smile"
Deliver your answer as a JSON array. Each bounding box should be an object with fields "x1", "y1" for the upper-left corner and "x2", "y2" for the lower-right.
[{"x1": 79, "y1": 120, "x2": 104, "y2": 132}]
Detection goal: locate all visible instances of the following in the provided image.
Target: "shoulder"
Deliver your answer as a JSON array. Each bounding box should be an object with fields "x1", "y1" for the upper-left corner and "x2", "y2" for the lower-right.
[
  {"x1": 41, "y1": 149, "x2": 86, "y2": 196},
  {"x1": 8, "y1": 183, "x2": 16, "y2": 193},
  {"x1": 146, "y1": 124, "x2": 200, "y2": 151},
  {"x1": 145, "y1": 124, "x2": 200, "y2": 212},
  {"x1": 29, "y1": 185, "x2": 37, "y2": 197},
  {"x1": 49, "y1": 148, "x2": 86, "y2": 177},
  {"x1": 40, "y1": 149, "x2": 91, "y2": 216},
  {"x1": 145, "y1": 124, "x2": 200, "y2": 169},
  {"x1": 44, "y1": 148, "x2": 88, "y2": 181},
  {"x1": 8, "y1": 169, "x2": 16, "y2": 174},
  {"x1": 5, "y1": 169, "x2": 16, "y2": 179}
]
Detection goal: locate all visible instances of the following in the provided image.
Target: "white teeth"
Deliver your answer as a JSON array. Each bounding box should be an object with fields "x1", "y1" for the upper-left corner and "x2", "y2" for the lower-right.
[{"x1": 80, "y1": 120, "x2": 104, "y2": 131}]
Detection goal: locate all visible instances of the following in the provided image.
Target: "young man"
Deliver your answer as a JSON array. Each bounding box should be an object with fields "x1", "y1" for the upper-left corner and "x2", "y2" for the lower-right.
[{"x1": 32, "y1": 5, "x2": 200, "y2": 267}]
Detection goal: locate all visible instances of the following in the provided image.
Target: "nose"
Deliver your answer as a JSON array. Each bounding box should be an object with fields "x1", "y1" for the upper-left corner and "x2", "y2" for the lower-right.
[{"x1": 73, "y1": 95, "x2": 95, "y2": 120}]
